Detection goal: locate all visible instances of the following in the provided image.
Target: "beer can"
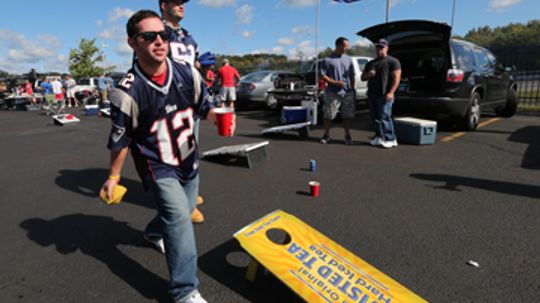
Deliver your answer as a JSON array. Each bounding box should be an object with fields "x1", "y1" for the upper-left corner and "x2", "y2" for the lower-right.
[{"x1": 309, "y1": 159, "x2": 317, "y2": 172}]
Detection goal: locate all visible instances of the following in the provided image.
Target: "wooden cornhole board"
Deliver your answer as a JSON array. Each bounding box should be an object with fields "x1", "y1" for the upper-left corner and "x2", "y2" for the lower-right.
[
  {"x1": 234, "y1": 210, "x2": 427, "y2": 303},
  {"x1": 201, "y1": 141, "x2": 269, "y2": 168}
]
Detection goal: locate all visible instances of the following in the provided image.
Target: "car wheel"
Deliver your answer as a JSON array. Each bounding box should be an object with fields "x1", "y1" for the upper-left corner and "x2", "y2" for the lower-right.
[
  {"x1": 495, "y1": 89, "x2": 518, "y2": 117},
  {"x1": 265, "y1": 94, "x2": 278, "y2": 110},
  {"x1": 460, "y1": 92, "x2": 481, "y2": 131}
]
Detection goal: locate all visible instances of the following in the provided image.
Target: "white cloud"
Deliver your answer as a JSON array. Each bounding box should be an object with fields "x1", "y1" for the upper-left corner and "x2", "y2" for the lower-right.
[
  {"x1": 272, "y1": 46, "x2": 285, "y2": 54},
  {"x1": 97, "y1": 27, "x2": 124, "y2": 41},
  {"x1": 389, "y1": 0, "x2": 416, "y2": 8},
  {"x1": 277, "y1": 37, "x2": 295, "y2": 46},
  {"x1": 353, "y1": 37, "x2": 372, "y2": 48},
  {"x1": 198, "y1": 0, "x2": 236, "y2": 8},
  {"x1": 288, "y1": 40, "x2": 316, "y2": 59},
  {"x1": 487, "y1": 0, "x2": 522, "y2": 12},
  {"x1": 96, "y1": 19, "x2": 103, "y2": 27},
  {"x1": 235, "y1": 4, "x2": 254, "y2": 24},
  {"x1": 0, "y1": 29, "x2": 64, "y2": 73},
  {"x1": 116, "y1": 42, "x2": 132, "y2": 56},
  {"x1": 241, "y1": 31, "x2": 254, "y2": 38},
  {"x1": 291, "y1": 25, "x2": 314, "y2": 35},
  {"x1": 281, "y1": 0, "x2": 318, "y2": 7},
  {"x1": 108, "y1": 7, "x2": 135, "y2": 23},
  {"x1": 44, "y1": 55, "x2": 68, "y2": 73}
]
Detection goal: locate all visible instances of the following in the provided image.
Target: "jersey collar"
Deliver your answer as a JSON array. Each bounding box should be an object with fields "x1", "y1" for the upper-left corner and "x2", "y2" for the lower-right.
[{"x1": 134, "y1": 58, "x2": 173, "y2": 95}]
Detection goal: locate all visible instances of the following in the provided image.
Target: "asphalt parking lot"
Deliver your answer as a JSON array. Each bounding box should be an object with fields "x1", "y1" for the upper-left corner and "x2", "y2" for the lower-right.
[{"x1": 0, "y1": 108, "x2": 539, "y2": 303}]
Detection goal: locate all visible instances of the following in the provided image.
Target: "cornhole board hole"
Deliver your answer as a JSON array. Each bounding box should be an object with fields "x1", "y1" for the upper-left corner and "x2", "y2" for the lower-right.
[
  {"x1": 201, "y1": 141, "x2": 269, "y2": 168},
  {"x1": 100, "y1": 108, "x2": 111, "y2": 117},
  {"x1": 234, "y1": 210, "x2": 427, "y2": 303},
  {"x1": 52, "y1": 114, "x2": 80, "y2": 126},
  {"x1": 261, "y1": 121, "x2": 311, "y2": 139},
  {"x1": 394, "y1": 117, "x2": 437, "y2": 145},
  {"x1": 84, "y1": 104, "x2": 100, "y2": 116}
]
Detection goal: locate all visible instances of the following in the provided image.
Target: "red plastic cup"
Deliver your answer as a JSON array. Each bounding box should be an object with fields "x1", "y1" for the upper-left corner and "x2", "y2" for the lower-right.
[
  {"x1": 309, "y1": 181, "x2": 320, "y2": 197},
  {"x1": 214, "y1": 108, "x2": 235, "y2": 137}
]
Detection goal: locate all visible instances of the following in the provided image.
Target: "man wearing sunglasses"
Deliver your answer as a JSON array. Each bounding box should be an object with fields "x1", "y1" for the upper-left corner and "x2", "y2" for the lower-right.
[
  {"x1": 100, "y1": 10, "x2": 229, "y2": 303},
  {"x1": 159, "y1": 0, "x2": 206, "y2": 224}
]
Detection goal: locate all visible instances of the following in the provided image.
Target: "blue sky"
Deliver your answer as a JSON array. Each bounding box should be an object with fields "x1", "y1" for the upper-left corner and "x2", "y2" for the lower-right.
[{"x1": 0, "y1": 0, "x2": 537, "y2": 74}]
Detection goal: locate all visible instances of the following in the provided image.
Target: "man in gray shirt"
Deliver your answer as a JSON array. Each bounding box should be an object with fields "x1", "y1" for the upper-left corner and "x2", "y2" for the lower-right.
[{"x1": 320, "y1": 37, "x2": 356, "y2": 145}]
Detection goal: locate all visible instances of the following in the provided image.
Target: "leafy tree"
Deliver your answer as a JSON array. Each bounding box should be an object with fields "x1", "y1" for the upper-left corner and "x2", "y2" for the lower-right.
[
  {"x1": 68, "y1": 38, "x2": 115, "y2": 79},
  {"x1": 0, "y1": 69, "x2": 9, "y2": 78}
]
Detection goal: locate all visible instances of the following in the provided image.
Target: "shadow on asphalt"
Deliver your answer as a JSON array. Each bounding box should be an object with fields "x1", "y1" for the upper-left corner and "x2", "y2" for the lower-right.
[
  {"x1": 54, "y1": 169, "x2": 154, "y2": 209},
  {"x1": 19, "y1": 214, "x2": 169, "y2": 302},
  {"x1": 508, "y1": 126, "x2": 540, "y2": 170},
  {"x1": 410, "y1": 173, "x2": 540, "y2": 199},
  {"x1": 198, "y1": 239, "x2": 303, "y2": 303}
]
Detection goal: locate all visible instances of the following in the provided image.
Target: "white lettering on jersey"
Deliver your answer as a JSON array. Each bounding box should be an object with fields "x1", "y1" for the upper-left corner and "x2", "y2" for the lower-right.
[{"x1": 170, "y1": 42, "x2": 196, "y2": 66}]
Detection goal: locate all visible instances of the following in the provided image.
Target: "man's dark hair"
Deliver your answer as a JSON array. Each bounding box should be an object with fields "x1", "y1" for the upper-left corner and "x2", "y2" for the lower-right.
[
  {"x1": 126, "y1": 10, "x2": 161, "y2": 37},
  {"x1": 335, "y1": 37, "x2": 348, "y2": 47}
]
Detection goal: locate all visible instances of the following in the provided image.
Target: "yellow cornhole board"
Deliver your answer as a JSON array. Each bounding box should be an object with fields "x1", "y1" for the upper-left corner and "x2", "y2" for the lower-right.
[{"x1": 234, "y1": 210, "x2": 427, "y2": 303}]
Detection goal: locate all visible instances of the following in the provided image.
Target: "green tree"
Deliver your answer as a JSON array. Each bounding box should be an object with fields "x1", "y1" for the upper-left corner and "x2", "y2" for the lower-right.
[{"x1": 68, "y1": 38, "x2": 115, "y2": 79}]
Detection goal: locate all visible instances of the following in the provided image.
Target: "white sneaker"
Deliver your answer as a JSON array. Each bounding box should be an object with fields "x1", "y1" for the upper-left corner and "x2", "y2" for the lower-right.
[
  {"x1": 381, "y1": 139, "x2": 398, "y2": 148},
  {"x1": 143, "y1": 234, "x2": 165, "y2": 254},
  {"x1": 177, "y1": 290, "x2": 207, "y2": 303},
  {"x1": 369, "y1": 137, "x2": 382, "y2": 146}
]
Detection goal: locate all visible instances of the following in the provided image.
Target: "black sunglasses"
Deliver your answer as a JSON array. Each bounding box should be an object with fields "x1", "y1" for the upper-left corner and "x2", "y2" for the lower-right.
[{"x1": 134, "y1": 31, "x2": 171, "y2": 42}]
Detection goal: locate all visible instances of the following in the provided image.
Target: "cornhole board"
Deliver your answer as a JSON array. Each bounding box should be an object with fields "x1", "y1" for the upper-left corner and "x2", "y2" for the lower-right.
[
  {"x1": 234, "y1": 210, "x2": 427, "y2": 303},
  {"x1": 261, "y1": 121, "x2": 311, "y2": 139},
  {"x1": 52, "y1": 114, "x2": 80, "y2": 126},
  {"x1": 201, "y1": 141, "x2": 269, "y2": 168}
]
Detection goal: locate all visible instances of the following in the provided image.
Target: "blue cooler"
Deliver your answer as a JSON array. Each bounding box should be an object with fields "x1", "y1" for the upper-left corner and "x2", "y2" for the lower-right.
[
  {"x1": 281, "y1": 106, "x2": 307, "y2": 124},
  {"x1": 394, "y1": 117, "x2": 437, "y2": 145},
  {"x1": 84, "y1": 105, "x2": 100, "y2": 116}
]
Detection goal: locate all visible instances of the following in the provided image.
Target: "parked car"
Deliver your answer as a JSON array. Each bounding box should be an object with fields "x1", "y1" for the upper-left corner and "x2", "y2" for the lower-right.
[
  {"x1": 73, "y1": 77, "x2": 98, "y2": 94},
  {"x1": 236, "y1": 70, "x2": 297, "y2": 109},
  {"x1": 358, "y1": 20, "x2": 518, "y2": 130}
]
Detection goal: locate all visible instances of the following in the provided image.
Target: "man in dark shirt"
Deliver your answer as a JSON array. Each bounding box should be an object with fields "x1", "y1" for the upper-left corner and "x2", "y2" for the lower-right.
[{"x1": 361, "y1": 39, "x2": 401, "y2": 148}]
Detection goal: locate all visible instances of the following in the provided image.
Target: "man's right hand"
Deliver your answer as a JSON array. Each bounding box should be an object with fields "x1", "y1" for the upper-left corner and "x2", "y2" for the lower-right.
[{"x1": 100, "y1": 178, "x2": 119, "y2": 201}]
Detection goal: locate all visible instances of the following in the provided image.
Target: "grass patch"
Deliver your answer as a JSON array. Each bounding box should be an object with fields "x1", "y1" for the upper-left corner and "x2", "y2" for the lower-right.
[{"x1": 518, "y1": 104, "x2": 540, "y2": 112}]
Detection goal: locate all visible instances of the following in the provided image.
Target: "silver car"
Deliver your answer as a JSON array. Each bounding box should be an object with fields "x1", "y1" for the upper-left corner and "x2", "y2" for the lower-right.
[{"x1": 237, "y1": 70, "x2": 296, "y2": 109}]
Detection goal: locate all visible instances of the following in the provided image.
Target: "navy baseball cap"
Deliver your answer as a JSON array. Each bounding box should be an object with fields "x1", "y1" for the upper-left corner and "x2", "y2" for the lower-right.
[
  {"x1": 375, "y1": 39, "x2": 389, "y2": 47},
  {"x1": 159, "y1": 0, "x2": 189, "y2": 4}
]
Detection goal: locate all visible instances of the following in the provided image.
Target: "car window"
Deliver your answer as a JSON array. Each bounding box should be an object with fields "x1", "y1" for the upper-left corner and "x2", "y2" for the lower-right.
[
  {"x1": 452, "y1": 44, "x2": 474, "y2": 70},
  {"x1": 473, "y1": 48, "x2": 490, "y2": 69},
  {"x1": 356, "y1": 59, "x2": 368, "y2": 72},
  {"x1": 79, "y1": 79, "x2": 91, "y2": 85},
  {"x1": 243, "y1": 72, "x2": 270, "y2": 82},
  {"x1": 483, "y1": 50, "x2": 497, "y2": 67}
]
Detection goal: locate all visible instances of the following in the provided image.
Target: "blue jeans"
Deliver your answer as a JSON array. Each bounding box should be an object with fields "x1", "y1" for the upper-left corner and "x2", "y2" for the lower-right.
[
  {"x1": 368, "y1": 96, "x2": 396, "y2": 141},
  {"x1": 145, "y1": 176, "x2": 200, "y2": 301}
]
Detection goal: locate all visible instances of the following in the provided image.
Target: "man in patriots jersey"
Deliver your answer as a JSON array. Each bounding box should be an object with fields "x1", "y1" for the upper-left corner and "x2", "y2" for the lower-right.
[
  {"x1": 100, "y1": 10, "x2": 229, "y2": 303},
  {"x1": 159, "y1": 0, "x2": 206, "y2": 223}
]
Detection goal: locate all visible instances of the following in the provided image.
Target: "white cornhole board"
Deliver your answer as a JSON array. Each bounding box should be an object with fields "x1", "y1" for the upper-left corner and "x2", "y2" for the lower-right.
[
  {"x1": 262, "y1": 101, "x2": 317, "y2": 139},
  {"x1": 52, "y1": 114, "x2": 80, "y2": 126},
  {"x1": 261, "y1": 121, "x2": 311, "y2": 138},
  {"x1": 201, "y1": 141, "x2": 269, "y2": 168}
]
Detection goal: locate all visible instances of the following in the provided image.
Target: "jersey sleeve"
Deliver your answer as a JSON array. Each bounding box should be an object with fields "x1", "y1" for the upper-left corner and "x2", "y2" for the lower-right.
[
  {"x1": 390, "y1": 57, "x2": 402, "y2": 71},
  {"x1": 106, "y1": 89, "x2": 140, "y2": 151},
  {"x1": 191, "y1": 65, "x2": 214, "y2": 118}
]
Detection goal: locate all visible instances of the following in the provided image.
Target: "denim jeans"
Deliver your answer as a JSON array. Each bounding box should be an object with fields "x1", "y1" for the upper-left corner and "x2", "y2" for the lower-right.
[
  {"x1": 368, "y1": 96, "x2": 396, "y2": 141},
  {"x1": 145, "y1": 175, "x2": 200, "y2": 301}
]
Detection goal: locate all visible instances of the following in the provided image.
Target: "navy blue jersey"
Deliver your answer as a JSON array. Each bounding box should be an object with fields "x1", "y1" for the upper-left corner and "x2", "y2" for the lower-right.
[
  {"x1": 165, "y1": 21, "x2": 199, "y2": 66},
  {"x1": 107, "y1": 58, "x2": 213, "y2": 186}
]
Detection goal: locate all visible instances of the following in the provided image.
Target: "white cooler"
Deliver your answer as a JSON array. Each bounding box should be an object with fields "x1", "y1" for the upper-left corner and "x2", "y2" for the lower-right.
[{"x1": 394, "y1": 117, "x2": 437, "y2": 145}]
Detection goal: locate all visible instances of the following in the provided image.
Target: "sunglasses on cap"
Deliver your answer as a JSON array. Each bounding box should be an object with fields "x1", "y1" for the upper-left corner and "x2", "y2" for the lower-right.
[{"x1": 134, "y1": 30, "x2": 171, "y2": 42}]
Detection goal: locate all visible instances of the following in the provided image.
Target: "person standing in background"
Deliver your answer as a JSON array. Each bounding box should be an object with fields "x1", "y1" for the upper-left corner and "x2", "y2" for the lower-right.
[{"x1": 216, "y1": 58, "x2": 240, "y2": 108}]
